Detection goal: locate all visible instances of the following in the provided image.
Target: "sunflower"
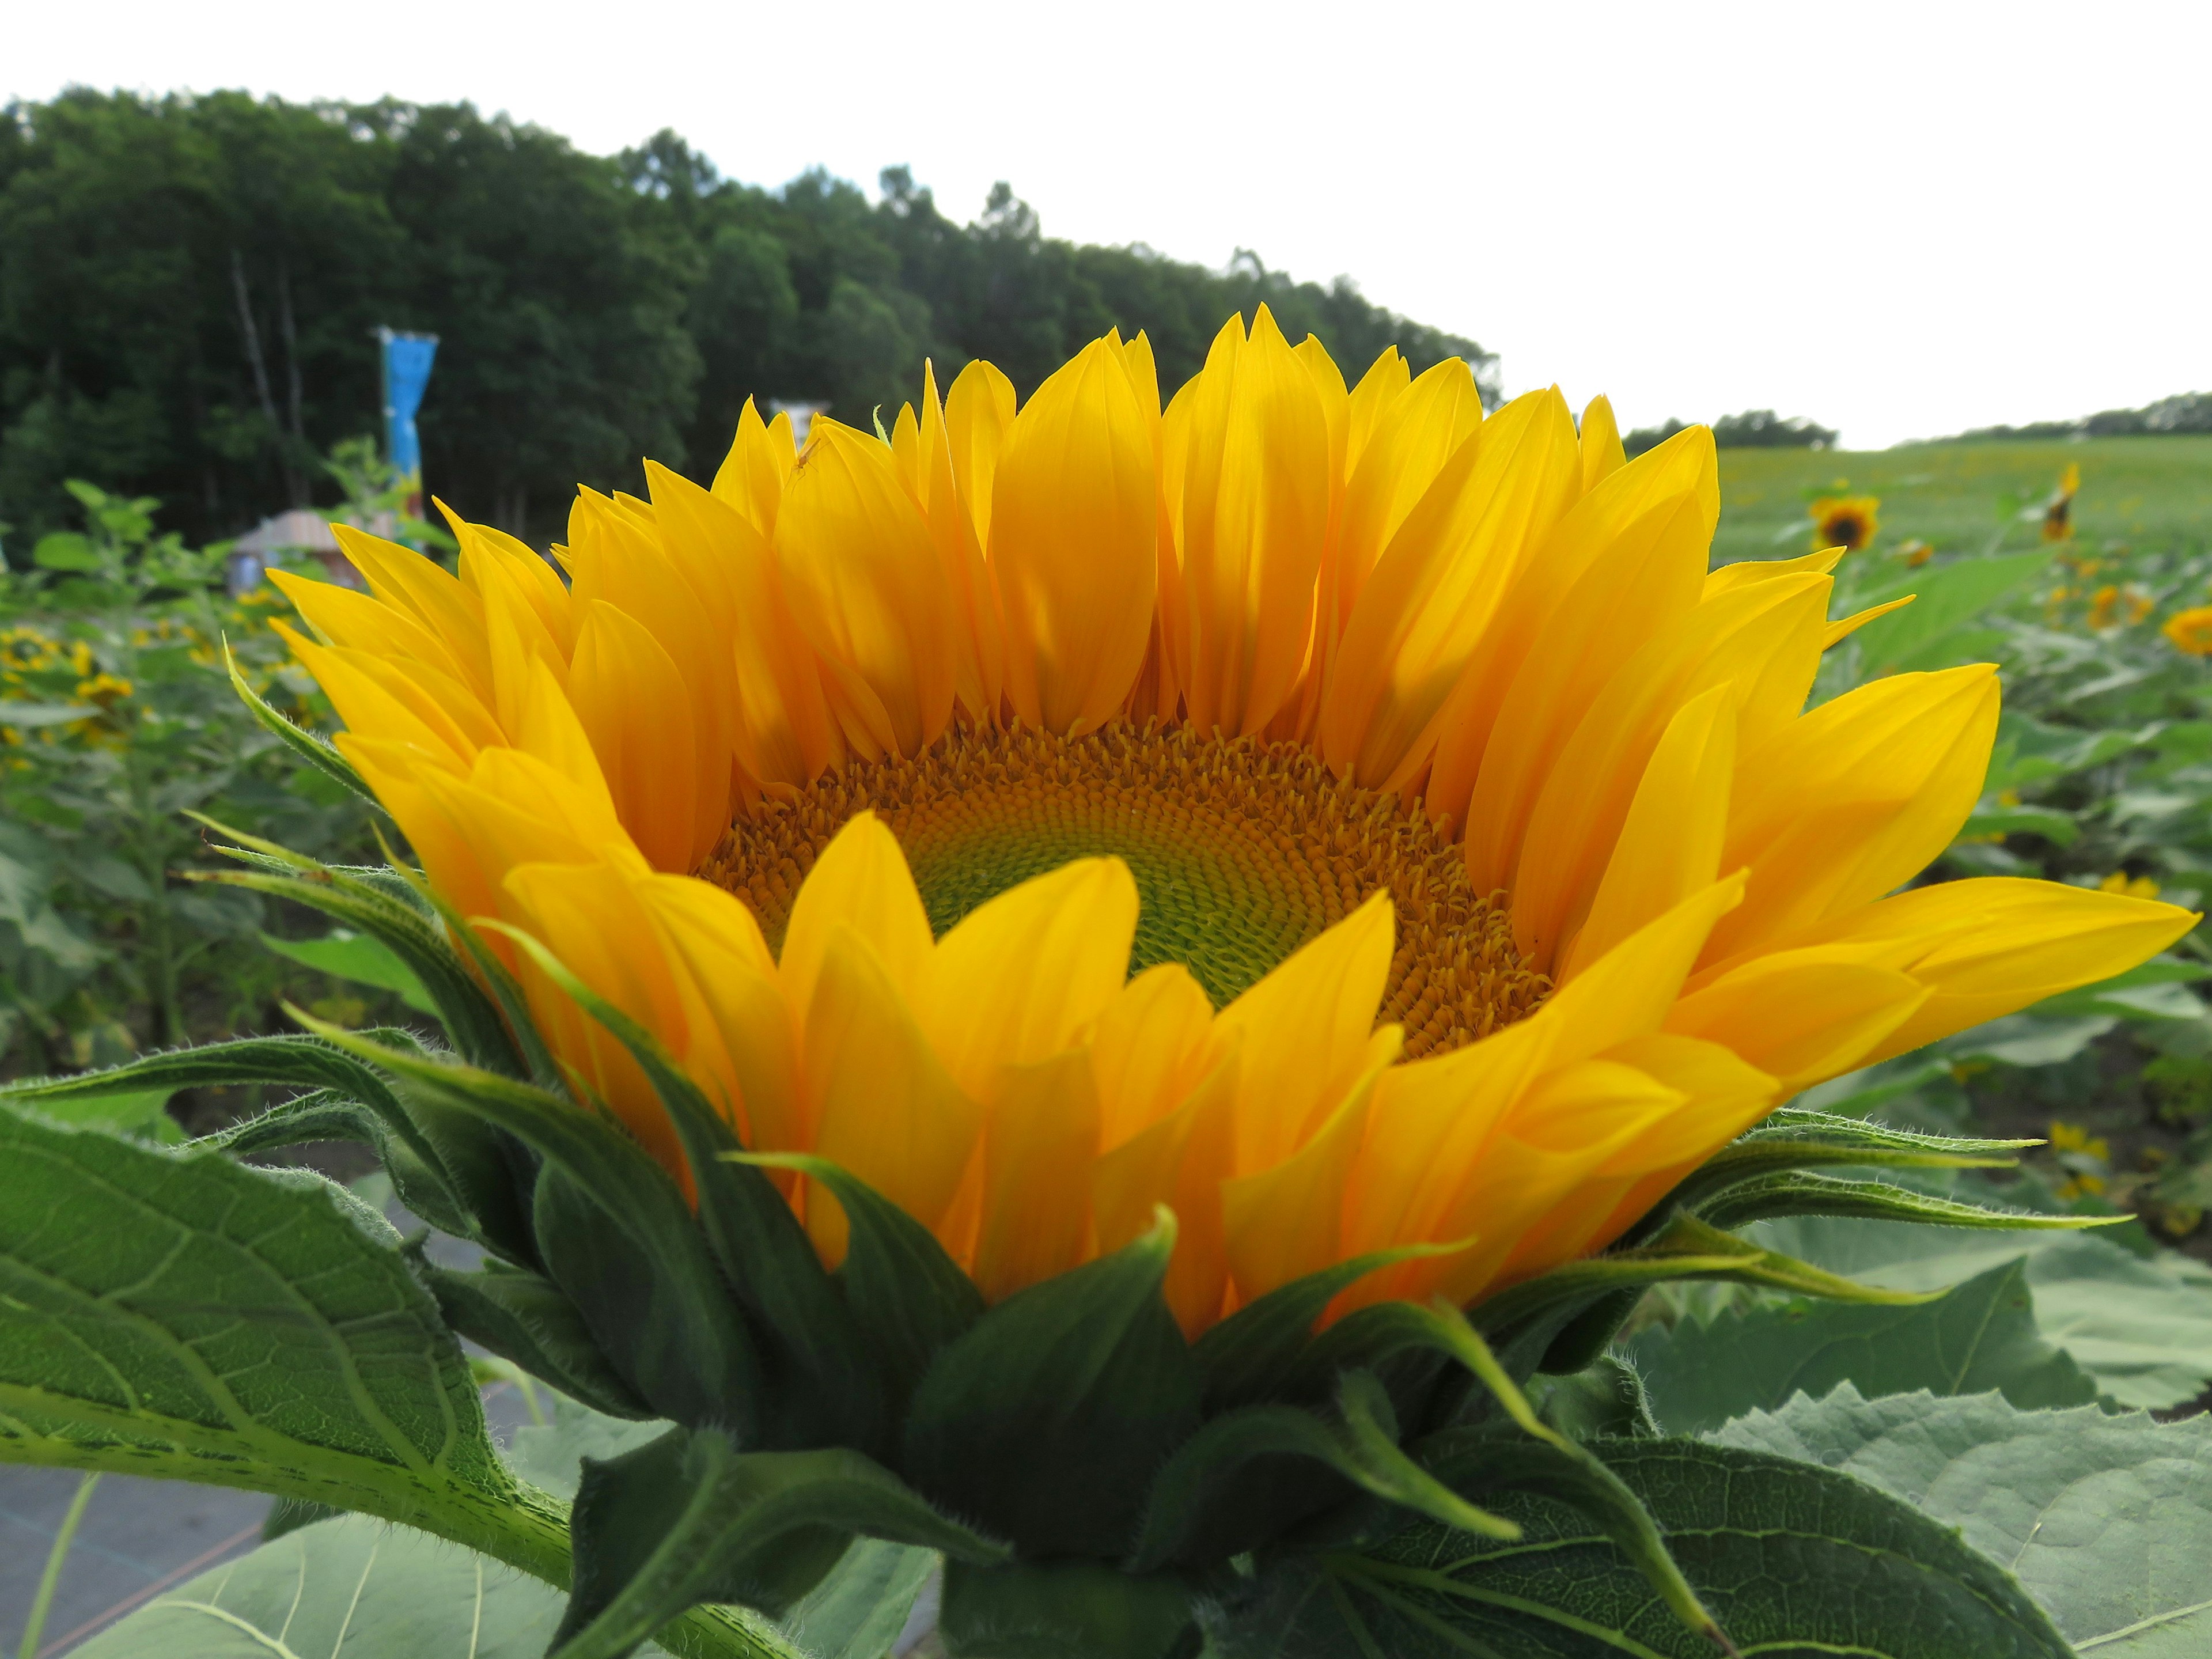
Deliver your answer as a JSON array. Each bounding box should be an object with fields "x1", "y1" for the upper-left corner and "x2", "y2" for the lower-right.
[
  {"x1": 266, "y1": 311, "x2": 2187, "y2": 1322},
  {"x1": 2165, "y1": 605, "x2": 2212, "y2": 656},
  {"x1": 1808, "y1": 492, "x2": 1880, "y2": 552},
  {"x1": 2043, "y1": 460, "x2": 2081, "y2": 541}
]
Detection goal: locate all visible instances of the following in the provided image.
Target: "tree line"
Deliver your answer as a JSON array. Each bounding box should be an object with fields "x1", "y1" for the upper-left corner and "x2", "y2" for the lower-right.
[{"x1": 0, "y1": 91, "x2": 1494, "y2": 549}]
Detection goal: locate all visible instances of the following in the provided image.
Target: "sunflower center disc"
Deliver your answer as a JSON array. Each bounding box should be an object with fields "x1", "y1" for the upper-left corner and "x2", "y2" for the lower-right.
[{"x1": 702, "y1": 721, "x2": 1550, "y2": 1059}]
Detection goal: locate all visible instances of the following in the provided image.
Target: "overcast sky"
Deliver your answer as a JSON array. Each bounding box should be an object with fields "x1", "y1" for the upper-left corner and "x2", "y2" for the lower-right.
[{"x1": 15, "y1": 1, "x2": 2208, "y2": 448}]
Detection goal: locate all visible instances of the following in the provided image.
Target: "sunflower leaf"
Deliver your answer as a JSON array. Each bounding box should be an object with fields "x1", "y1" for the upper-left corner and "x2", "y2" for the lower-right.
[
  {"x1": 1664, "y1": 1135, "x2": 2021, "y2": 1217},
  {"x1": 902, "y1": 1211, "x2": 1200, "y2": 1559},
  {"x1": 553, "y1": 1425, "x2": 1009, "y2": 1659},
  {"x1": 1711, "y1": 1384, "x2": 2212, "y2": 1655},
  {"x1": 1210, "y1": 1436, "x2": 2070, "y2": 1659},
  {"x1": 1626, "y1": 1257, "x2": 2100, "y2": 1434}
]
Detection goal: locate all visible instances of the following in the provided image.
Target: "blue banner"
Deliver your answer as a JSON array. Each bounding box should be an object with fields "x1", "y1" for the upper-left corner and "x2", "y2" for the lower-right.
[{"x1": 378, "y1": 328, "x2": 439, "y2": 510}]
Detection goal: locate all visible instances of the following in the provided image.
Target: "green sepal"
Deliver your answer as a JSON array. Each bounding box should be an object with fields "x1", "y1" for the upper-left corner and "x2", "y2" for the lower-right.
[
  {"x1": 1126, "y1": 1369, "x2": 1517, "y2": 1572},
  {"x1": 1526, "y1": 1355, "x2": 1660, "y2": 1440},
  {"x1": 484, "y1": 923, "x2": 887, "y2": 1455},
  {"x1": 552, "y1": 1425, "x2": 1010, "y2": 1659},
  {"x1": 1748, "y1": 1105, "x2": 2037, "y2": 1154},
  {"x1": 291, "y1": 1009, "x2": 765, "y2": 1431},
  {"x1": 210, "y1": 1086, "x2": 471, "y2": 1240},
  {"x1": 940, "y1": 1558, "x2": 1198, "y2": 1659},
  {"x1": 193, "y1": 815, "x2": 520, "y2": 1075},
  {"x1": 416, "y1": 1259, "x2": 654, "y2": 1421},
  {"x1": 222, "y1": 636, "x2": 380, "y2": 808},
  {"x1": 1469, "y1": 1210, "x2": 1937, "y2": 1344},
  {"x1": 1700, "y1": 1169, "x2": 2130, "y2": 1232},
  {"x1": 734, "y1": 1152, "x2": 984, "y2": 1414},
  {"x1": 1190, "y1": 1237, "x2": 1472, "y2": 1414},
  {"x1": 1415, "y1": 1310, "x2": 1725, "y2": 1653},
  {"x1": 903, "y1": 1210, "x2": 1200, "y2": 1558},
  {"x1": 533, "y1": 1164, "x2": 763, "y2": 1431}
]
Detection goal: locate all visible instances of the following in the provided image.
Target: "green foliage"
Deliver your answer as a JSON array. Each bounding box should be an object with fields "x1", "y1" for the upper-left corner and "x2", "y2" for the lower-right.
[
  {"x1": 73, "y1": 1513, "x2": 588, "y2": 1659},
  {"x1": 1626, "y1": 1259, "x2": 2100, "y2": 1434},
  {"x1": 0, "y1": 480, "x2": 384, "y2": 1087},
  {"x1": 0, "y1": 94, "x2": 1491, "y2": 548},
  {"x1": 1210, "y1": 1437, "x2": 2071, "y2": 1658},
  {"x1": 1714, "y1": 1385, "x2": 2212, "y2": 1656}
]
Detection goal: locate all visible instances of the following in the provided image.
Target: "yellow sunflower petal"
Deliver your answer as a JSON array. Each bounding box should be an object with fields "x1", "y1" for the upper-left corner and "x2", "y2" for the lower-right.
[
  {"x1": 1216, "y1": 888, "x2": 1396, "y2": 1172},
  {"x1": 1427, "y1": 427, "x2": 1719, "y2": 839},
  {"x1": 566, "y1": 600, "x2": 699, "y2": 873},
  {"x1": 1324, "y1": 387, "x2": 1582, "y2": 789},
  {"x1": 1172, "y1": 308, "x2": 1332, "y2": 737},
  {"x1": 1505, "y1": 575, "x2": 1830, "y2": 967},
  {"x1": 1664, "y1": 949, "x2": 1929, "y2": 1089},
  {"x1": 1557, "y1": 681, "x2": 1738, "y2": 980},
  {"x1": 1092, "y1": 1049, "x2": 1238, "y2": 1334},
  {"x1": 921, "y1": 857, "x2": 1139, "y2": 1101},
  {"x1": 802, "y1": 925, "x2": 982, "y2": 1265},
  {"x1": 1092, "y1": 962, "x2": 1219, "y2": 1151},
  {"x1": 778, "y1": 811, "x2": 935, "y2": 1019},
  {"x1": 972, "y1": 1046, "x2": 1101, "y2": 1302},
  {"x1": 1221, "y1": 1027, "x2": 1399, "y2": 1301},
  {"x1": 1576, "y1": 395, "x2": 1627, "y2": 495},
  {"x1": 332, "y1": 524, "x2": 494, "y2": 704},
  {"x1": 711, "y1": 397, "x2": 796, "y2": 536},
  {"x1": 991, "y1": 335, "x2": 1160, "y2": 734},
  {"x1": 1702, "y1": 665, "x2": 1999, "y2": 965},
  {"x1": 775, "y1": 418, "x2": 959, "y2": 758},
  {"x1": 1770, "y1": 878, "x2": 2199, "y2": 1065},
  {"x1": 944, "y1": 358, "x2": 1018, "y2": 553}
]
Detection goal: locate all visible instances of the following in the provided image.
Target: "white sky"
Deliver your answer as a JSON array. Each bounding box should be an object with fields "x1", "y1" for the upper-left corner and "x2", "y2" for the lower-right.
[{"x1": 16, "y1": 1, "x2": 2210, "y2": 448}]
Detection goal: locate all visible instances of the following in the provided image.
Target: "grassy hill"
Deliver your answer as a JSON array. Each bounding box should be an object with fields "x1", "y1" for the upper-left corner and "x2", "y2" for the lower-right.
[{"x1": 1714, "y1": 435, "x2": 2212, "y2": 566}]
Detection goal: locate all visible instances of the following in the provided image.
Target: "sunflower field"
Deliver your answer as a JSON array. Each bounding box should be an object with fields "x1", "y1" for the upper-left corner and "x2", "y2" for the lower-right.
[{"x1": 8, "y1": 344, "x2": 2212, "y2": 1659}]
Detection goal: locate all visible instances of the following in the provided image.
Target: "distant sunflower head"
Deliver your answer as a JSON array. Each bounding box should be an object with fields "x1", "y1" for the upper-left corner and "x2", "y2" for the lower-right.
[
  {"x1": 2044, "y1": 461, "x2": 2082, "y2": 541},
  {"x1": 1809, "y1": 493, "x2": 1880, "y2": 552},
  {"x1": 2164, "y1": 605, "x2": 2212, "y2": 657},
  {"x1": 270, "y1": 309, "x2": 2191, "y2": 1329}
]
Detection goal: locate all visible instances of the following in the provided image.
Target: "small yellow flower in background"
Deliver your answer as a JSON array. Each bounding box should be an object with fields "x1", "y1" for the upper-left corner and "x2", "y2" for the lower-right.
[
  {"x1": 2163, "y1": 606, "x2": 2212, "y2": 656},
  {"x1": 1896, "y1": 538, "x2": 1934, "y2": 567},
  {"x1": 2043, "y1": 462, "x2": 2081, "y2": 542},
  {"x1": 2101, "y1": 870, "x2": 2161, "y2": 900},
  {"x1": 1997, "y1": 787, "x2": 2022, "y2": 808},
  {"x1": 2125, "y1": 586, "x2": 2156, "y2": 625},
  {"x1": 1810, "y1": 494, "x2": 1880, "y2": 552},
  {"x1": 2088, "y1": 585, "x2": 2120, "y2": 631},
  {"x1": 73, "y1": 673, "x2": 133, "y2": 707},
  {"x1": 2048, "y1": 1117, "x2": 2111, "y2": 1201}
]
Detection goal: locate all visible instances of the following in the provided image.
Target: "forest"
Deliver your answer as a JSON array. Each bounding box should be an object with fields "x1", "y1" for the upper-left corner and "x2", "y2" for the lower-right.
[{"x1": 0, "y1": 91, "x2": 1493, "y2": 547}]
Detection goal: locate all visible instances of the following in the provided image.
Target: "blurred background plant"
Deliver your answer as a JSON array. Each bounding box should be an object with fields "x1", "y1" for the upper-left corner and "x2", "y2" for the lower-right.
[{"x1": 0, "y1": 457, "x2": 411, "y2": 1129}]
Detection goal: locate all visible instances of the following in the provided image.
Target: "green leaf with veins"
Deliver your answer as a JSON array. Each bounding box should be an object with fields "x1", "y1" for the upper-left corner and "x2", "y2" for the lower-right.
[
  {"x1": 1209, "y1": 1437, "x2": 2069, "y2": 1658},
  {"x1": 0, "y1": 1104, "x2": 791, "y2": 1659},
  {"x1": 1751, "y1": 1214, "x2": 2212, "y2": 1409},
  {"x1": 73, "y1": 1512, "x2": 627, "y2": 1659},
  {"x1": 1626, "y1": 1259, "x2": 2098, "y2": 1434},
  {"x1": 1713, "y1": 1385, "x2": 2212, "y2": 1657}
]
